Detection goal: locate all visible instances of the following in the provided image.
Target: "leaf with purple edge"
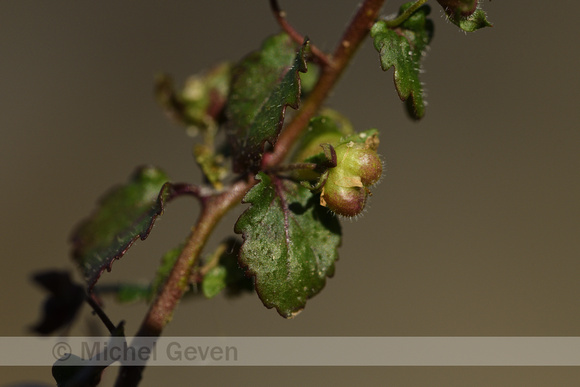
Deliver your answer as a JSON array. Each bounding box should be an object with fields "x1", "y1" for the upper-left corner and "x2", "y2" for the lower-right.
[
  {"x1": 226, "y1": 33, "x2": 309, "y2": 172},
  {"x1": 235, "y1": 172, "x2": 341, "y2": 318},
  {"x1": 71, "y1": 166, "x2": 172, "y2": 291}
]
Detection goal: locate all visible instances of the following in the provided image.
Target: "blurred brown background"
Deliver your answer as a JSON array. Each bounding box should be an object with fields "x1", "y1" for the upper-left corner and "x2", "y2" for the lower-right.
[{"x1": 1, "y1": 1, "x2": 579, "y2": 386}]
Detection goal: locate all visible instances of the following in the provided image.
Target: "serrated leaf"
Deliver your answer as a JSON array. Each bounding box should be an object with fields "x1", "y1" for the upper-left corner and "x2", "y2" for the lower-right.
[
  {"x1": 235, "y1": 172, "x2": 341, "y2": 318},
  {"x1": 226, "y1": 33, "x2": 309, "y2": 172},
  {"x1": 371, "y1": 3, "x2": 434, "y2": 119},
  {"x1": 71, "y1": 166, "x2": 171, "y2": 291}
]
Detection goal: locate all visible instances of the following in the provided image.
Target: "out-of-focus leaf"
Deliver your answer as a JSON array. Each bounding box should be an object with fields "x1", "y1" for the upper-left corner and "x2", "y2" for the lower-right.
[
  {"x1": 371, "y1": 3, "x2": 433, "y2": 119},
  {"x1": 201, "y1": 239, "x2": 253, "y2": 299},
  {"x1": 235, "y1": 172, "x2": 341, "y2": 318},
  {"x1": 226, "y1": 33, "x2": 309, "y2": 172},
  {"x1": 202, "y1": 266, "x2": 228, "y2": 299},
  {"x1": 31, "y1": 271, "x2": 85, "y2": 335},
  {"x1": 148, "y1": 243, "x2": 183, "y2": 302},
  {"x1": 71, "y1": 166, "x2": 171, "y2": 291},
  {"x1": 299, "y1": 63, "x2": 319, "y2": 96},
  {"x1": 52, "y1": 322, "x2": 125, "y2": 387},
  {"x1": 155, "y1": 63, "x2": 231, "y2": 134},
  {"x1": 115, "y1": 283, "x2": 150, "y2": 303},
  {"x1": 52, "y1": 353, "x2": 103, "y2": 387},
  {"x1": 193, "y1": 143, "x2": 227, "y2": 190}
]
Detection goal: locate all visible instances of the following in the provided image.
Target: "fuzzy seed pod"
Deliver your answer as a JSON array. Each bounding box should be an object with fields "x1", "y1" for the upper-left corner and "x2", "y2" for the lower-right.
[{"x1": 320, "y1": 136, "x2": 382, "y2": 217}]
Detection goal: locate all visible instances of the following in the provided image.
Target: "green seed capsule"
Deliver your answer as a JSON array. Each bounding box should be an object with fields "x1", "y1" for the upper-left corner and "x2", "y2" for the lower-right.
[{"x1": 320, "y1": 134, "x2": 382, "y2": 217}]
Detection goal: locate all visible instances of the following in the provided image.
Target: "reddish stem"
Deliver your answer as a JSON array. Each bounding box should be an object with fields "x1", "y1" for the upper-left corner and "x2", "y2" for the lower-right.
[
  {"x1": 114, "y1": 179, "x2": 251, "y2": 386},
  {"x1": 269, "y1": 0, "x2": 331, "y2": 66}
]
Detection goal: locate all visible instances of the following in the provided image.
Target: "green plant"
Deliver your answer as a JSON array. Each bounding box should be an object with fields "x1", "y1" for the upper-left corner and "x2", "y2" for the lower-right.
[{"x1": 32, "y1": 1, "x2": 492, "y2": 385}]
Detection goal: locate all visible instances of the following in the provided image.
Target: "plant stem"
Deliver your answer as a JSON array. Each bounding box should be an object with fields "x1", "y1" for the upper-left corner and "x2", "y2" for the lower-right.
[
  {"x1": 115, "y1": 1, "x2": 384, "y2": 385},
  {"x1": 114, "y1": 179, "x2": 250, "y2": 386}
]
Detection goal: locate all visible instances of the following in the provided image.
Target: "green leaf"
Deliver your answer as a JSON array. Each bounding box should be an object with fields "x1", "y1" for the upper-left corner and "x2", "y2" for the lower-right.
[
  {"x1": 155, "y1": 63, "x2": 231, "y2": 133},
  {"x1": 235, "y1": 172, "x2": 341, "y2": 318},
  {"x1": 71, "y1": 166, "x2": 171, "y2": 291},
  {"x1": 371, "y1": 3, "x2": 434, "y2": 119},
  {"x1": 291, "y1": 110, "x2": 354, "y2": 164},
  {"x1": 436, "y1": 0, "x2": 492, "y2": 32},
  {"x1": 114, "y1": 283, "x2": 150, "y2": 303},
  {"x1": 226, "y1": 33, "x2": 309, "y2": 172},
  {"x1": 449, "y1": 9, "x2": 492, "y2": 32},
  {"x1": 149, "y1": 243, "x2": 183, "y2": 301},
  {"x1": 202, "y1": 266, "x2": 228, "y2": 299},
  {"x1": 201, "y1": 239, "x2": 253, "y2": 299}
]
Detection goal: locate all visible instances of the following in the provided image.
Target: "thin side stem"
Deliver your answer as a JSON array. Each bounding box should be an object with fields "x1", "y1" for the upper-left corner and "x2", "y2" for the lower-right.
[
  {"x1": 384, "y1": 0, "x2": 427, "y2": 28},
  {"x1": 265, "y1": 162, "x2": 318, "y2": 174},
  {"x1": 86, "y1": 294, "x2": 117, "y2": 334},
  {"x1": 269, "y1": 0, "x2": 331, "y2": 66}
]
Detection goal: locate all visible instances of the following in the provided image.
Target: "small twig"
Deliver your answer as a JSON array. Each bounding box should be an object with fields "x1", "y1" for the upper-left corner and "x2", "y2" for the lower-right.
[
  {"x1": 165, "y1": 182, "x2": 216, "y2": 206},
  {"x1": 85, "y1": 294, "x2": 117, "y2": 334},
  {"x1": 269, "y1": 0, "x2": 332, "y2": 67},
  {"x1": 265, "y1": 162, "x2": 318, "y2": 174},
  {"x1": 198, "y1": 242, "x2": 228, "y2": 277}
]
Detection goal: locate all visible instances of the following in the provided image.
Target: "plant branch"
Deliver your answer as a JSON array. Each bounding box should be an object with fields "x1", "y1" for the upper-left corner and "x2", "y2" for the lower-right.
[
  {"x1": 114, "y1": 178, "x2": 251, "y2": 386},
  {"x1": 115, "y1": 1, "x2": 385, "y2": 385},
  {"x1": 269, "y1": 0, "x2": 331, "y2": 66}
]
